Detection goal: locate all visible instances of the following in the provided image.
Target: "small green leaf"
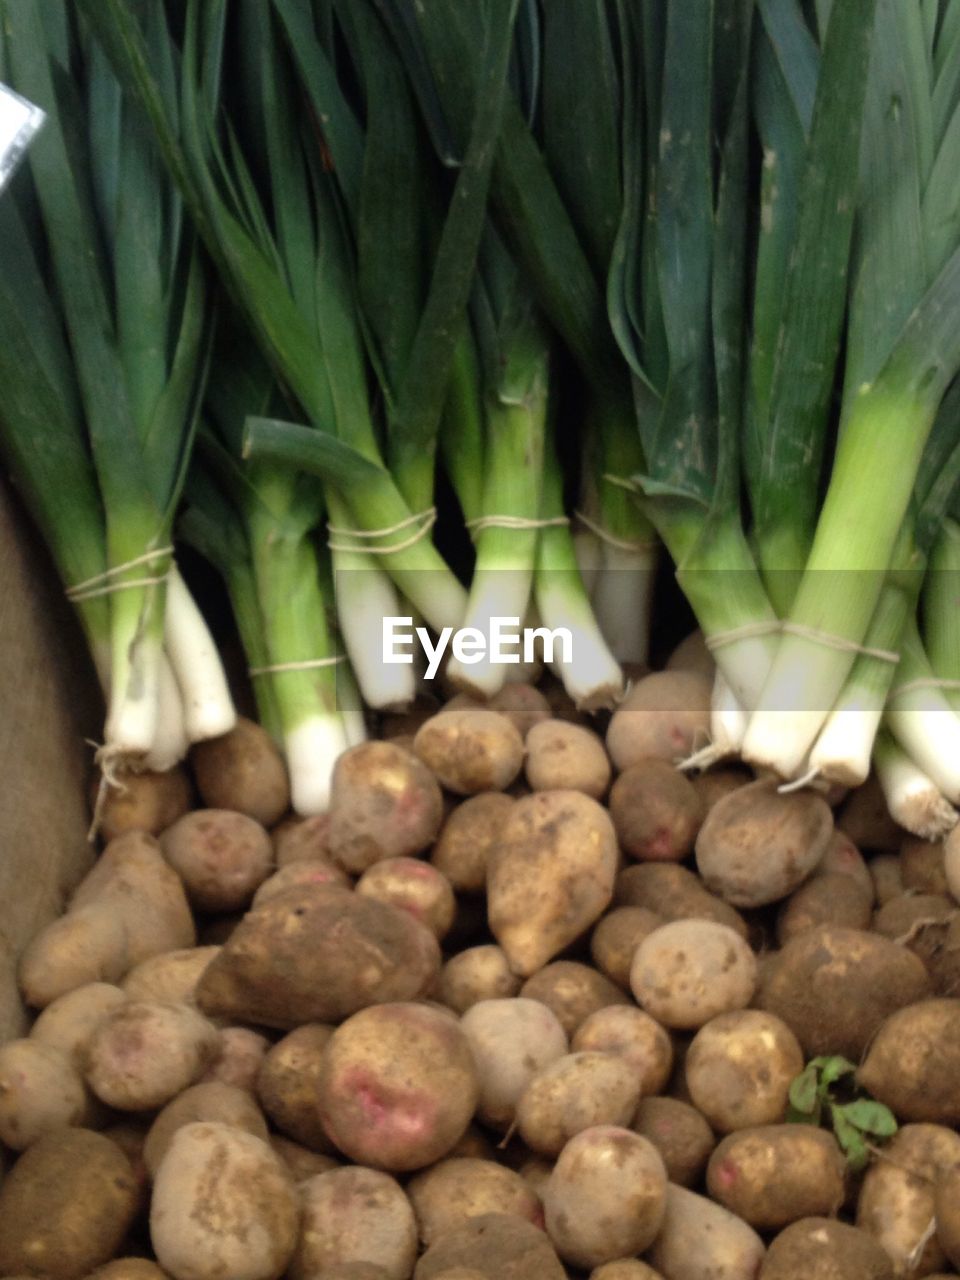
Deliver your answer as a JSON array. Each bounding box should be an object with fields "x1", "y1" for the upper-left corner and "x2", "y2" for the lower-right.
[
  {"x1": 786, "y1": 1102, "x2": 822, "y2": 1126},
  {"x1": 818, "y1": 1056, "x2": 857, "y2": 1090},
  {"x1": 831, "y1": 1106, "x2": 870, "y2": 1170},
  {"x1": 789, "y1": 1064, "x2": 820, "y2": 1114},
  {"x1": 839, "y1": 1099, "x2": 899, "y2": 1137}
]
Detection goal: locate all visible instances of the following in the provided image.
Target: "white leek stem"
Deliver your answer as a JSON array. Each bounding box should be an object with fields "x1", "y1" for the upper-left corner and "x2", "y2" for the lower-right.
[
  {"x1": 339, "y1": 663, "x2": 368, "y2": 748},
  {"x1": 143, "y1": 650, "x2": 190, "y2": 773},
  {"x1": 332, "y1": 557, "x2": 417, "y2": 711},
  {"x1": 504, "y1": 604, "x2": 545, "y2": 685},
  {"x1": 164, "y1": 566, "x2": 237, "y2": 742},
  {"x1": 886, "y1": 694, "x2": 960, "y2": 804},
  {"x1": 592, "y1": 543, "x2": 656, "y2": 665},
  {"x1": 104, "y1": 603, "x2": 162, "y2": 759},
  {"x1": 536, "y1": 571, "x2": 623, "y2": 711},
  {"x1": 679, "y1": 671, "x2": 746, "y2": 772},
  {"x1": 446, "y1": 565, "x2": 535, "y2": 699},
  {"x1": 874, "y1": 729, "x2": 959, "y2": 840},
  {"x1": 808, "y1": 703, "x2": 883, "y2": 788},
  {"x1": 285, "y1": 714, "x2": 350, "y2": 815}
]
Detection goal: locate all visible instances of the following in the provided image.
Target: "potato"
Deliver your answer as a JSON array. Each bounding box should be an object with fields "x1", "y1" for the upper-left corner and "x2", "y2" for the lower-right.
[
  {"x1": 572, "y1": 1005, "x2": 674, "y2": 1096},
  {"x1": 253, "y1": 859, "x2": 352, "y2": 909},
  {"x1": 524, "y1": 719, "x2": 611, "y2": 798},
  {"x1": 0, "y1": 1039, "x2": 90, "y2": 1149},
  {"x1": 758, "y1": 925, "x2": 933, "y2": 1059},
  {"x1": 614, "y1": 862, "x2": 748, "y2": 938},
  {"x1": 590, "y1": 1265, "x2": 666, "y2": 1280},
  {"x1": 122, "y1": 946, "x2": 220, "y2": 1006},
  {"x1": 935, "y1": 1163, "x2": 960, "y2": 1271},
  {"x1": 590, "y1": 906, "x2": 664, "y2": 989},
  {"x1": 872, "y1": 893, "x2": 956, "y2": 972},
  {"x1": 695, "y1": 779, "x2": 833, "y2": 908},
  {"x1": 870, "y1": 852, "x2": 906, "y2": 905},
  {"x1": 666, "y1": 629, "x2": 714, "y2": 677},
  {"x1": 633, "y1": 1096, "x2": 715, "y2": 1188},
  {"x1": 357, "y1": 857, "x2": 456, "y2": 939},
  {"x1": 30, "y1": 981, "x2": 127, "y2": 1065},
  {"x1": 857, "y1": 1123, "x2": 960, "y2": 1276},
  {"x1": 684, "y1": 1010, "x2": 803, "y2": 1133},
  {"x1": 19, "y1": 832, "x2": 196, "y2": 1007},
  {"x1": 609, "y1": 760, "x2": 704, "y2": 861},
  {"x1": 318, "y1": 1002, "x2": 478, "y2": 1171},
  {"x1": 85, "y1": 1000, "x2": 219, "y2": 1111},
  {"x1": 413, "y1": 709, "x2": 525, "y2": 795},
  {"x1": 142, "y1": 1080, "x2": 268, "y2": 1176},
  {"x1": 776, "y1": 872, "x2": 873, "y2": 944},
  {"x1": 460, "y1": 998, "x2": 568, "y2": 1130},
  {"x1": 0, "y1": 1129, "x2": 139, "y2": 1279},
  {"x1": 160, "y1": 809, "x2": 273, "y2": 912},
  {"x1": 487, "y1": 683, "x2": 553, "y2": 737},
  {"x1": 692, "y1": 766, "x2": 753, "y2": 813},
  {"x1": 630, "y1": 920, "x2": 756, "y2": 1030},
  {"x1": 439, "y1": 946, "x2": 522, "y2": 1014},
  {"x1": 946, "y1": 823, "x2": 960, "y2": 904},
  {"x1": 269, "y1": 1136, "x2": 339, "y2": 1183},
  {"x1": 648, "y1": 1183, "x2": 765, "y2": 1280},
  {"x1": 519, "y1": 961, "x2": 630, "y2": 1036},
  {"x1": 902, "y1": 836, "x2": 949, "y2": 896},
  {"x1": 413, "y1": 1213, "x2": 566, "y2": 1280},
  {"x1": 407, "y1": 1158, "x2": 543, "y2": 1245},
  {"x1": 289, "y1": 1166, "x2": 417, "y2": 1280},
  {"x1": 515, "y1": 1052, "x2": 641, "y2": 1157},
  {"x1": 707, "y1": 1125, "x2": 845, "y2": 1230},
  {"x1": 544, "y1": 1127, "x2": 667, "y2": 1269},
  {"x1": 150, "y1": 1122, "x2": 298, "y2": 1280},
  {"x1": 837, "y1": 775, "x2": 903, "y2": 852},
  {"x1": 488, "y1": 791, "x2": 618, "y2": 976},
  {"x1": 89, "y1": 1262, "x2": 171, "y2": 1280},
  {"x1": 813, "y1": 829, "x2": 874, "y2": 897},
  {"x1": 196, "y1": 884, "x2": 440, "y2": 1029},
  {"x1": 859, "y1": 1000, "x2": 960, "y2": 1123},
  {"x1": 271, "y1": 812, "x2": 332, "y2": 866},
  {"x1": 760, "y1": 1218, "x2": 894, "y2": 1280},
  {"x1": 328, "y1": 741, "x2": 445, "y2": 873},
  {"x1": 256, "y1": 1024, "x2": 335, "y2": 1152},
  {"x1": 606, "y1": 671, "x2": 712, "y2": 770},
  {"x1": 101, "y1": 1120, "x2": 151, "y2": 1198},
  {"x1": 430, "y1": 793, "x2": 514, "y2": 892},
  {"x1": 200, "y1": 1025, "x2": 270, "y2": 1092},
  {"x1": 190, "y1": 715, "x2": 290, "y2": 826},
  {"x1": 96, "y1": 765, "x2": 192, "y2": 842}
]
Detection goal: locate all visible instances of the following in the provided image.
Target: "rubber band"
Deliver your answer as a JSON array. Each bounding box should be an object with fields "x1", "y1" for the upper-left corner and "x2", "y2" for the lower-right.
[
  {"x1": 706, "y1": 620, "x2": 900, "y2": 665},
  {"x1": 705, "y1": 621, "x2": 782, "y2": 650},
  {"x1": 67, "y1": 546, "x2": 173, "y2": 602},
  {"x1": 327, "y1": 508, "x2": 437, "y2": 556},
  {"x1": 248, "y1": 655, "x2": 347, "y2": 677},
  {"x1": 465, "y1": 514, "x2": 570, "y2": 537},
  {"x1": 778, "y1": 766, "x2": 821, "y2": 794},
  {"x1": 574, "y1": 510, "x2": 659, "y2": 554},
  {"x1": 888, "y1": 676, "x2": 960, "y2": 701}
]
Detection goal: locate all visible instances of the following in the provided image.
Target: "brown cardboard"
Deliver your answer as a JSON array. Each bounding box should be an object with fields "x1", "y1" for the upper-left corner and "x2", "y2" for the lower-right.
[{"x1": 0, "y1": 478, "x2": 100, "y2": 1040}]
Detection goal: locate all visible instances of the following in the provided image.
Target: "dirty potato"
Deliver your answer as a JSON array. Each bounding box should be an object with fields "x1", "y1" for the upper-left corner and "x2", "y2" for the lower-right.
[
  {"x1": 685, "y1": 1010, "x2": 803, "y2": 1133},
  {"x1": 406, "y1": 1158, "x2": 542, "y2": 1245},
  {"x1": 414, "y1": 710, "x2": 525, "y2": 795},
  {"x1": 289, "y1": 1166, "x2": 417, "y2": 1280},
  {"x1": 707, "y1": 1125, "x2": 846, "y2": 1230},
  {"x1": 630, "y1": 920, "x2": 757, "y2": 1030}
]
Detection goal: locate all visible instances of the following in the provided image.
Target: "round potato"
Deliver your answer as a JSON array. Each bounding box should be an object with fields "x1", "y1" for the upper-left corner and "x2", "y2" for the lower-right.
[
  {"x1": 614, "y1": 862, "x2": 748, "y2": 937},
  {"x1": 289, "y1": 1166, "x2": 417, "y2": 1280},
  {"x1": 30, "y1": 982, "x2": 128, "y2": 1065},
  {"x1": 190, "y1": 716, "x2": 290, "y2": 826},
  {"x1": 430, "y1": 793, "x2": 514, "y2": 893},
  {"x1": 685, "y1": 1010, "x2": 803, "y2": 1133},
  {"x1": 439, "y1": 946, "x2": 522, "y2": 1014},
  {"x1": 0, "y1": 1039, "x2": 90, "y2": 1150},
  {"x1": 160, "y1": 809, "x2": 274, "y2": 912},
  {"x1": 519, "y1": 961, "x2": 629, "y2": 1037},
  {"x1": 760, "y1": 1218, "x2": 894, "y2": 1280},
  {"x1": 256, "y1": 1023, "x2": 335, "y2": 1153},
  {"x1": 630, "y1": 920, "x2": 757, "y2": 1030},
  {"x1": 590, "y1": 906, "x2": 664, "y2": 989},
  {"x1": 858, "y1": 1002, "x2": 960, "y2": 1125},
  {"x1": 488, "y1": 791, "x2": 618, "y2": 977},
  {"x1": 328, "y1": 741, "x2": 445, "y2": 873},
  {"x1": 544, "y1": 1127, "x2": 667, "y2": 1269},
  {"x1": 775, "y1": 872, "x2": 873, "y2": 943},
  {"x1": 606, "y1": 671, "x2": 712, "y2": 771},
  {"x1": 0, "y1": 1129, "x2": 139, "y2": 1279},
  {"x1": 85, "y1": 1000, "x2": 219, "y2": 1111},
  {"x1": 150, "y1": 1122, "x2": 298, "y2": 1280},
  {"x1": 318, "y1": 1002, "x2": 478, "y2": 1171},
  {"x1": 707, "y1": 1125, "x2": 845, "y2": 1230},
  {"x1": 572, "y1": 1005, "x2": 674, "y2": 1097},
  {"x1": 609, "y1": 759, "x2": 704, "y2": 861},
  {"x1": 692, "y1": 766, "x2": 753, "y2": 814},
  {"x1": 516, "y1": 1052, "x2": 642, "y2": 1156},
  {"x1": 201, "y1": 1025, "x2": 270, "y2": 1092},
  {"x1": 414, "y1": 709, "x2": 525, "y2": 795},
  {"x1": 143, "y1": 1081, "x2": 268, "y2": 1176},
  {"x1": 96, "y1": 765, "x2": 193, "y2": 843},
  {"x1": 406, "y1": 1158, "x2": 542, "y2": 1245},
  {"x1": 413, "y1": 1213, "x2": 565, "y2": 1280},
  {"x1": 357, "y1": 857, "x2": 456, "y2": 939},
  {"x1": 253, "y1": 860, "x2": 351, "y2": 907},
  {"x1": 633, "y1": 1095, "x2": 716, "y2": 1188},
  {"x1": 695, "y1": 779, "x2": 833, "y2": 908},
  {"x1": 460, "y1": 998, "x2": 568, "y2": 1130},
  {"x1": 524, "y1": 719, "x2": 611, "y2": 798}
]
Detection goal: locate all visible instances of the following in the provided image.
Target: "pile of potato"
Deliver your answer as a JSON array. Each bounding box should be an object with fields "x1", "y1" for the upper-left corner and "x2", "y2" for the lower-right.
[{"x1": 5, "y1": 647, "x2": 960, "y2": 1280}]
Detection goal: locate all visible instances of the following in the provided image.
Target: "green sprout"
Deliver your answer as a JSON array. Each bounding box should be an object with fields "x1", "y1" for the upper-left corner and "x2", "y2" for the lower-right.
[{"x1": 787, "y1": 1055, "x2": 897, "y2": 1172}]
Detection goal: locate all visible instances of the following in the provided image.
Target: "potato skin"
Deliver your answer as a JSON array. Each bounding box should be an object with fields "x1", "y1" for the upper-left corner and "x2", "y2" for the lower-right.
[
  {"x1": 430, "y1": 793, "x2": 514, "y2": 892},
  {"x1": 0, "y1": 1039, "x2": 90, "y2": 1149},
  {"x1": 857, "y1": 999, "x2": 960, "y2": 1124},
  {"x1": 414, "y1": 709, "x2": 525, "y2": 795},
  {"x1": 757, "y1": 925, "x2": 932, "y2": 1059},
  {"x1": 633, "y1": 1096, "x2": 716, "y2": 1188},
  {"x1": 519, "y1": 961, "x2": 629, "y2": 1036},
  {"x1": 605, "y1": 671, "x2": 712, "y2": 770},
  {"x1": 190, "y1": 716, "x2": 290, "y2": 826},
  {"x1": 776, "y1": 872, "x2": 873, "y2": 944},
  {"x1": 516, "y1": 1052, "x2": 642, "y2": 1156},
  {"x1": 356, "y1": 857, "x2": 456, "y2": 939},
  {"x1": 406, "y1": 1157, "x2": 543, "y2": 1245},
  {"x1": 695, "y1": 779, "x2": 833, "y2": 908},
  {"x1": 614, "y1": 862, "x2": 748, "y2": 937},
  {"x1": 29, "y1": 981, "x2": 128, "y2": 1064},
  {"x1": 318, "y1": 1002, "x2": 479, "y2": 1172},
  {"x1": 150, "y1": 1122, "x2": 299, "y2": 1280},
  {"x1": 160, "y1": 809, "x2": 274, "y2": 912},
  {"x1": 707, "y1": 1125, "x2": 845, "y2": 1230},
  {"x1": 685, "y1": 1010, "x2": 803, "y2": 1133},
  {"x1": 96, "y1": 765, "x2": 192, "y2": 842},
  {"x1": 488, "y1": 791, "x2": 618, "y2": 976},
  {"x1": 413, "y1": 1212, "x2": 566, "y2": 1280},
  {"x1": 439, "y1": 946, "x2": 521, "y2": 1014},
  {"x1": 760, "y1": 1218, "x2": 894, "y2": 1280},
  {"x1": 122, "y1": 946, "x2": 220, "y2": 1006},
  {"x1": 648, "y1": 1184, "x2": 765, "y2": 1280},
  {"x1": 609, "y1": 760, "x2": 704, "y2": 861},
  {"x1": 256, "y1": 1024, "x2": 335, "y2": 1153},
  {"x1": 460, "y1": 998, "x2": 568, "y2": 1130},
  {"x1": 0, "y1": 1128, "x2": 139, "y2": 1279},
  {"x1": 288, "y1": 1166, "x2": 417, "y2": 1280},
  {"x1": 524, "y1": 719, "x2": 611, "y2": 798},
  {"x1": 143, "y1": 1081, "x2": 269, "y2": 1176},
  {"x1": 572, "y1": 1005, "x2": 674, "y2": 1097},
  {"x1": 271, "y1": 812, "x2": 332, "y2": 867},
  {"x1": 84, "y1": 1000, "x2": 219, "y2": 1111},
  {"x1": 196, "y1": 884, "x2": 440, "y2": 1029},
  {"x1": 630, "y1": 920, "x2": 757, "y2": 1030},
  {"x1": 591, "y1": 906, "x2": 664, "y2": 989}
]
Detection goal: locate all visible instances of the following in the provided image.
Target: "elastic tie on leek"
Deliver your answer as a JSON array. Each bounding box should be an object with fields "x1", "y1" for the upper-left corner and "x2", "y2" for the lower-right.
[
  {"x1": 248, "y1": 655, "x2": 348, "y2": 677},
  {"x1": 326, "y1": 508, "x2": 437, "y2": 555},
  {"x1": 706, "y1": 621, "x2": 900, "y2": 665},
  {"x1": 887, "y1": 677, "x2": 960, "y2": 700},
  {"x1": 464, "y1": 514, "x2": 570, "y2": 538},
  {"x1": 66, "y1": 547, "x2": 174, "y2": 602},
  {"x1": 575, "y1": 510, "x2": 658, "y2": 554}
]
